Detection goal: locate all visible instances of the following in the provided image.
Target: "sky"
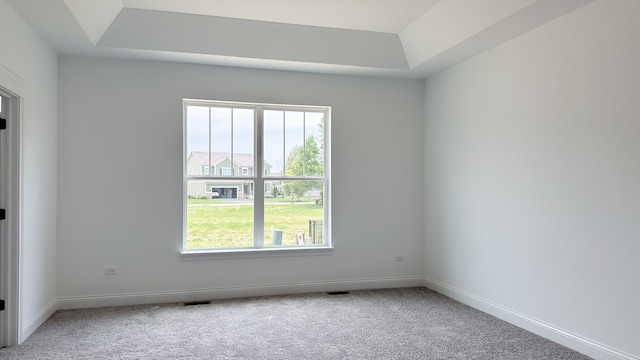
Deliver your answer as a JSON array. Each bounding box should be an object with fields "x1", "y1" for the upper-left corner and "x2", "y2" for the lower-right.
[{"x1": 186, "y1": 105, "x2": 323, "y2": 173}]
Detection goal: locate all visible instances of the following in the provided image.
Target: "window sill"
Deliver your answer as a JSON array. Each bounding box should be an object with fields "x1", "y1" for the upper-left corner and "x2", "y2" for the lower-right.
[{"x1": 180, "y1": 246, "x2": 334, "y2": 261}]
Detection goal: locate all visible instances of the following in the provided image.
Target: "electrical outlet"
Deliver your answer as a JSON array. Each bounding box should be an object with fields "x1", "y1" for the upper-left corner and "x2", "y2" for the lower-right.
[
  {"x1": 394, "y1": 255, "x2": 405, "y2": 262},
  {"x1": 104, "y1": 267, "x2": 117, "y2": 275}
]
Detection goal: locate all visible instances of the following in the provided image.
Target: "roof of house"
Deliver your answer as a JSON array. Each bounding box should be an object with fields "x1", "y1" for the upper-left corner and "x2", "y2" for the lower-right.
[{"x1": 190, "y1": 151, "x2": 269, "y2": 168}]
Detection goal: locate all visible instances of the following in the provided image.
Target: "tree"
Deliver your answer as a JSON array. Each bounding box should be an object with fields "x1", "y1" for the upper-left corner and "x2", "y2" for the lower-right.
[
  {"x1": 283, "y1": 135, "x2": 323, "y2": 202},
  {"x1": 286, "y1": 135, "x2": 322, "y2": 176},
  {"x1": 317, "y1": 117, "x2": 325, "y2": 160}
]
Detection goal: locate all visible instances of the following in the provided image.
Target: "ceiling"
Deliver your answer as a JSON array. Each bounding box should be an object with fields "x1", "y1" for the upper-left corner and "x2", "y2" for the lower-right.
[
  {"x1": 8, "y1": 0, "x2": 595, "y2": 78},
  {"x1": 121, "y1": 0, "x2": 442, "y2": 33}
]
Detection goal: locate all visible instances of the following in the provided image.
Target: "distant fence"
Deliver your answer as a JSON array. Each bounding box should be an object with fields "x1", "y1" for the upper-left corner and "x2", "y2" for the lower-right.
[{"x1": 308, "y1": 219, "x2": 323, "y2": 244}]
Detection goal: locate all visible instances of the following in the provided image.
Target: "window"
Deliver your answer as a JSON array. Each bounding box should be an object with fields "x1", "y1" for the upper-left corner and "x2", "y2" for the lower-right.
[
  {"x1": 184, "y1": 99, "x2": 330, "y2": 252},
  {"x1": 203, "y1": 166, "x2": 210, "y2": 175}
]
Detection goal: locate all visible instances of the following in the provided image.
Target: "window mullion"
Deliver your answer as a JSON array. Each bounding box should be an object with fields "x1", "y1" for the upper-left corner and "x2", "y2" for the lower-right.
[
  {"x1": 234, "y1": 108, "x2": 236, "y2": 176},
  {"x1": 282, "y1": 111, "x2": 286, "y2": 176},
  {"x1": 303, "y1": 112, "x2": 306, "y2": 176},
  {"x1": 254, "y1": 107, "x2": 264, "y2": 248},
  {"x1": 208, "y1": 107, "x2": 212, "y2": 172}
]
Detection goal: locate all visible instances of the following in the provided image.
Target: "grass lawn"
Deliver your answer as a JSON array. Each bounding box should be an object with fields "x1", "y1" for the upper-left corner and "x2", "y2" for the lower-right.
[
  {"x1": 186, "y1": 202, "x2": 323, "y2": 249},
  {"x1": 187, "y1": 197, "x2": 317, "y2": 205},
  {"x1": 187, "y1": 198, "x2": 229, "y2": 205}
]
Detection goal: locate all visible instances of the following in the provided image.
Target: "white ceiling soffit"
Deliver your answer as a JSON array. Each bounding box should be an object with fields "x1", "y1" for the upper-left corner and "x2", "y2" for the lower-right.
[
  {"x1": 402, "y1": 0, "x2": 541, "y2": 68},
  {"x1": 8, "y1": 0, "x2": 596, "y2": 78},
  {"x1": 121, "y1": 0, "x2": 443, "y2": 34},
  {"x1": 64, "y1": 0, "x2": 123, "y2": 45},
  {"x1": 97, "y1": 8, "x2": 410, "y2": 70},
  {"x1": 401, "y1": 0, "x2": 596, "y2": 76}
]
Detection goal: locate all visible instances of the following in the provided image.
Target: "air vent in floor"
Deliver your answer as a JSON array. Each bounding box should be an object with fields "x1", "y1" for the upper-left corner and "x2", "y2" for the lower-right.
[{"x1": 183, "y1": 300, "x2": 211, "y2": 306}]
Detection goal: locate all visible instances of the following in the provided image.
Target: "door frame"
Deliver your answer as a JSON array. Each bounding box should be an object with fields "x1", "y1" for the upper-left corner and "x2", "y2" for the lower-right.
[{"x1": 0, "y1": 86, "x2": 22, "y2": 347}]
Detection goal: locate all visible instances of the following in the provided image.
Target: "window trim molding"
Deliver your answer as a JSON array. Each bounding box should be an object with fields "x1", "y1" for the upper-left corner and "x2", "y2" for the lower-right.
[{"x1": 181, "y1": 246, "x2": 334, "y2": 260}]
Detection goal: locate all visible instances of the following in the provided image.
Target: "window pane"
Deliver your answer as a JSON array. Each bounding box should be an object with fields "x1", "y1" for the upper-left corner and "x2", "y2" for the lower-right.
[
  {"x1": 211, "y1": 107, "x2": 232, "y2": 175},
  {"x1": 305, "y1": 112, "x2": 324, "y2": 176},
  {"x1": 284, "y1": 111, "x2": 304, "y2": 177},
  {"x1": 264, "y1": 180, "x2": 324, "y2": 246},
  {"x1": 233, "y1": 108, "x2": 254, "y2": 177},
  {"x1": 186, "y1": 106, "x2": 209, "y2": 174},
  {"x1": 186, "y1": 179, "x2": 254, "y2": 249},
  {"x1": 263, "y1": 110, "x2": 324, "y2": 178},
  {"x1": 264, "y1": 110, "x2": 284, "y2": 176}
]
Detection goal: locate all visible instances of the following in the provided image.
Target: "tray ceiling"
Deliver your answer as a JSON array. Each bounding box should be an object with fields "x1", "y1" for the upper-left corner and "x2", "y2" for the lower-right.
[{"x1": 8, "y1": 0, "x2": 595, "y2": 78}]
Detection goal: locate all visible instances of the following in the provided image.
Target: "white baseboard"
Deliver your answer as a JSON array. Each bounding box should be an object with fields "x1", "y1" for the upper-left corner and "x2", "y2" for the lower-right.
[
  {"x1": 424, "y1": 277, "x2": 638, "y2": 360},
  {"x1": 57, "y1": 276, "x2": 426, "y2": 310},
  {"x1": 21, "y1": 298, "x2": 58, "y2": 342}
]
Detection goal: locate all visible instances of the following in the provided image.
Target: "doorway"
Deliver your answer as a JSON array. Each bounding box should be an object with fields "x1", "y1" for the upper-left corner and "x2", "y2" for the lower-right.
[{"x1": 0, "y1": 88, "x2": 21, "y2": 347}]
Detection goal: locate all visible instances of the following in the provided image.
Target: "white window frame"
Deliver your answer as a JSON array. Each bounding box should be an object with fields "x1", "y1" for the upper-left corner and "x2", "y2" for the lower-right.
[
  {"x1": 182, "y1": 99, "x2": 332, "y2": 258},
  {"x1": 242, "y1": 167, "x2": 249, "y2": 176},
  {"x1": 203, "y1": 166, "x2": 210, "y2": 175},
  {"x1": 220, "y1": 167, "x2": 232, "y2": 176}
]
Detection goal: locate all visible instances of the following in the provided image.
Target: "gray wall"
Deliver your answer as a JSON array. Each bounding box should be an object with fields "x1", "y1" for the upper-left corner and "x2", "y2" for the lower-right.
[
  {"x1": 0, "y1": 0, "x2": 58, "y2": 341},
  {"x1": 57, "y1": 57, "x2": 425, "y2": 304},
  {"x1": 424, "y1": 1, "x2": 640, "y2": 358}
]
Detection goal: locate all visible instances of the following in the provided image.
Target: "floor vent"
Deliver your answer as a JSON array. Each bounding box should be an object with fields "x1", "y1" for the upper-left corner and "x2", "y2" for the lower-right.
[
  {"x1": 183, "y1": 301, "x2": 211, "y2": 306},
  {"x1": 327, "y1": 291, "x2": 350, "y2": 295}
]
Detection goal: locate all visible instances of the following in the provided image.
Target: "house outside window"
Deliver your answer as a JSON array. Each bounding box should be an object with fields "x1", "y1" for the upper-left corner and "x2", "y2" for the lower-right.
[{"x1": 184, "y1": 99, "x2": 330, "y2": 252}]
